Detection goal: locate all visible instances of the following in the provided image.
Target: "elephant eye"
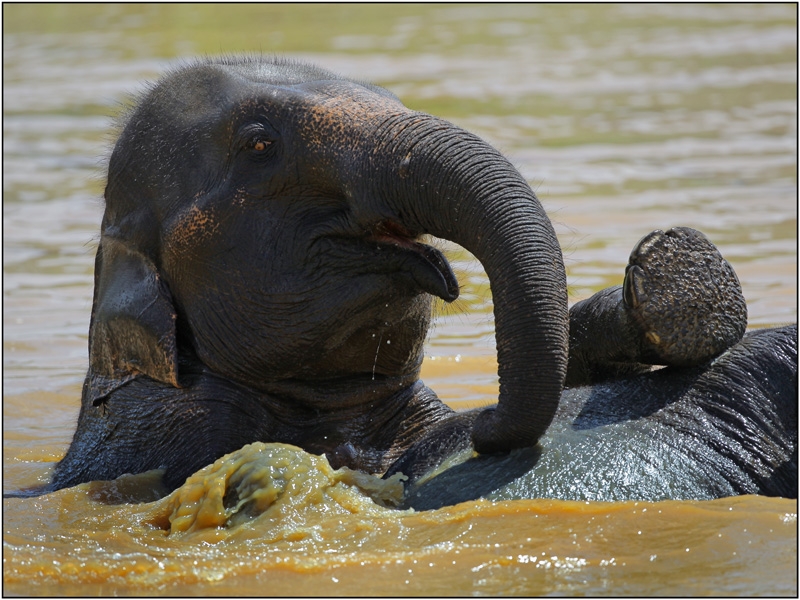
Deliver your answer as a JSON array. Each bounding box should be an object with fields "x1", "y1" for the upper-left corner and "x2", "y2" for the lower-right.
[
  {"x1": 237, "y1": 122, "x2": 278, "y2": 158},
  {"x1": 252, "y1": 139, "x2": 271, "y2": 153}
]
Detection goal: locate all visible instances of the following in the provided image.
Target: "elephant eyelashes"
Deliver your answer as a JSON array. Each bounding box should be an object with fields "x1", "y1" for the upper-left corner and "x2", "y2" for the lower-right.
[
  {"x1": 237, "y1": 122, "x2": 277, "y2": 156},
  {"x1": 241, "y1": 136, "x2": 277, "y2": 164}
]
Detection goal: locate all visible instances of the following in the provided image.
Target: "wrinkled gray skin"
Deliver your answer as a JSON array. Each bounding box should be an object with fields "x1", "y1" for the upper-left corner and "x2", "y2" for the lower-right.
[
  {"x1": 397, "y1": 227, "x2": 797, "y2": 507},
  {"x1": 404, "y1": 325, "x2": 797, "y2": 509},
  {"x1": 8, "y1": 57, "x2": 795, "y2": 505}
]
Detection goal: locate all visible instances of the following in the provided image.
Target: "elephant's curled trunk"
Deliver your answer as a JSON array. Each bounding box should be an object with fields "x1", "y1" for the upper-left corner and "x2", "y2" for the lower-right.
[{"x1": 358, "y1": 112, "x2": 570, "y2": 453}]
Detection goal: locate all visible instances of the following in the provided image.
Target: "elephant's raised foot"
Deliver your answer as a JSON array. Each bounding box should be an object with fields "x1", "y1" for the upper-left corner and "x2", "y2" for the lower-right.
[
  {"x1": 566, "y1": 226, "x2": 749, "y2": 387},
  {"x1": 623, "y1": 226, "x2": 748, "y2": 366}
]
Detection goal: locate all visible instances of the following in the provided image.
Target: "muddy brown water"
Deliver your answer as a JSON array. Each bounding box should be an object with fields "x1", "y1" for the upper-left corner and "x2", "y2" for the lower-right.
[{"x1": 3, "y1": 4, "x2": 797, "y2": 596}]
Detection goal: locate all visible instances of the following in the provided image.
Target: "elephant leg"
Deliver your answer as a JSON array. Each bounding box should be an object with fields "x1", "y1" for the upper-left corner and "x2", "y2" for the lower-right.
[
  {"x1": 381, "y1": 392, "x2": 478, "y2": 486},
  {"x1": 304, "y1": 381, "x2": 473, "y2": 486},
  {"x1": 51, "y1": 372, "x2": 277, "y2": 494},
  {"x1": 566, "y1": 227, "x2": 747, "y2": 386}
]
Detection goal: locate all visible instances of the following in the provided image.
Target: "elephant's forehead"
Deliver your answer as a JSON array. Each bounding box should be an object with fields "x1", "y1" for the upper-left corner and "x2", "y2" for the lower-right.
[
  {"x1": 218, "y1": 57, "x2": 357, "y2": 87},
  {"x1": 220, "y1": 78, "x2": 411, "y2": 156},
  {"x1": 216, "y1": 58, "x2": 401, "y2": 102},
  {"x1": 288, "y1": 81, "x2": 409, "y2": 141},
  {"x1": 144, "y1": 62, "x2": 407, "y2": 138},
  {"x1": 234, "y1": 78, "x2": 407, "y2": 119}
]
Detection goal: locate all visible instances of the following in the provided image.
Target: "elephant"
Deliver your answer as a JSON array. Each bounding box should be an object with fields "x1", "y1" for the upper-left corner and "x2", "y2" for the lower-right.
[{"x1": 7, "y1": 57, "x2": 796, "y2": 505}]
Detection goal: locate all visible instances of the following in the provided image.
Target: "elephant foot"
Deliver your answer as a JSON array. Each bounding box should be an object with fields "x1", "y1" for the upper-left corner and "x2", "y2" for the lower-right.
[{"x1": 623, "y1": 227, "x2": 747, "y2": 366}]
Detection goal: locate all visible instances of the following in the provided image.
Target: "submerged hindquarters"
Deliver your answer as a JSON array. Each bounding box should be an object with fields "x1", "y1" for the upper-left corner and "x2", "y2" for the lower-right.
[{"x1": 403, "y1": 326, "x2": 797, "y2": 509}]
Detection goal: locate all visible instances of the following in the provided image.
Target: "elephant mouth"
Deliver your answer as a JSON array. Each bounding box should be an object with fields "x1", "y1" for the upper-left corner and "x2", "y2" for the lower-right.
[{"x1": 366, "y1": 220, "x2": 460, "y2": 303}]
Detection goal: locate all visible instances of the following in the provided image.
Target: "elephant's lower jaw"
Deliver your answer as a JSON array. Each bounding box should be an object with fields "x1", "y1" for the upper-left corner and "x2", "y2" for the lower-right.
[{"x1": 363, "y1": 221, "x2": 459, "y2": 302}]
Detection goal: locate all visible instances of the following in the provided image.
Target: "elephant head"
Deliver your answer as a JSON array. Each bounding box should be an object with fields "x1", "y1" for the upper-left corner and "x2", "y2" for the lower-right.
[{"x1": 90, "y1": 57, "x2": 569, "y2": 454}]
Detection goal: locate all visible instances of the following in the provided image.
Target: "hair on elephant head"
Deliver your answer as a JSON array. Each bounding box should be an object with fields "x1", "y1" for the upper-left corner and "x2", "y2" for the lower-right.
[{"x1": 41, "y1": 56, "x2": 569, "y2": 494}]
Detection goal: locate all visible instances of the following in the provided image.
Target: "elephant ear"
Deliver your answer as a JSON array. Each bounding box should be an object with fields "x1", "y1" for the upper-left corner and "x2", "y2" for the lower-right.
[{"x1": 87, "y1": 236, "x2": 180, "y2": 406}]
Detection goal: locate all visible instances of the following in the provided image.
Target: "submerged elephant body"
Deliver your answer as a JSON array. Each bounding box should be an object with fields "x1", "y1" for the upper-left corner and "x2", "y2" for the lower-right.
[
  {"x1": 404, "y1": 325, "x2": 797, "y2": 508},
  {"x1": 15, "y1": 57, "x2": 797, "y2": 505}
]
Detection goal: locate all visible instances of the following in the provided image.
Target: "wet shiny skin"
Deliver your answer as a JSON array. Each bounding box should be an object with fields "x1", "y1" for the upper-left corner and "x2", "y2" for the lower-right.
[{"x1": 3, "y1": 3, "x2": 797, "y2": 596}]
